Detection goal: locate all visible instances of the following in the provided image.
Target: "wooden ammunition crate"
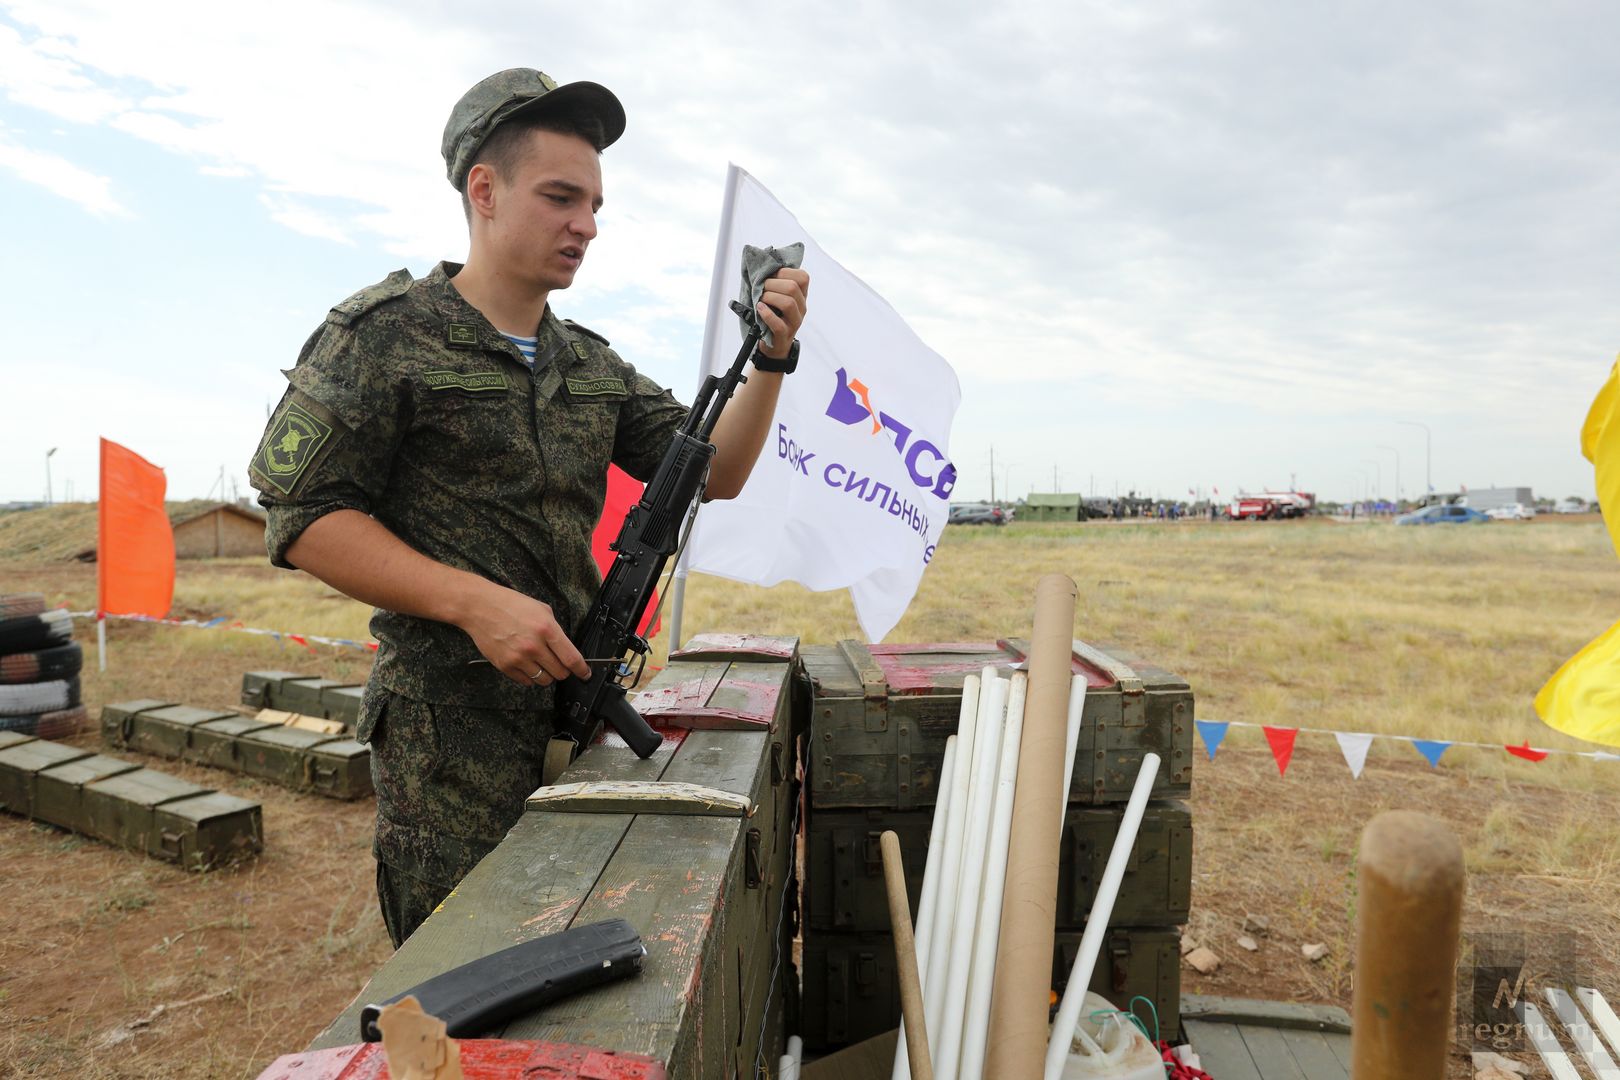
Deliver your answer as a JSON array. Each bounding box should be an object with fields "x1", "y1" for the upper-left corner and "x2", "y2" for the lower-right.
[
  {"x1": 799, "y1": 639, "x2": 1192, "y2": 809},
  {"x1": 0, "y1": 734, "x2": 262, "y2": 868},
  {"x1": 103, "y1": 700, "x2": 372, "y2": 799},
  {"x1": 800, "y1": 925, "x2": 1182, "y2": 1052},
  {"x1": 806, "y1": 800, "x2": 1191, "y2": 933},
  {"x1": 305, "y1": 635, "x2": 802, "y2": 1080},
  {"x1": 241, "y1": 672, "x2": 364, "y2": 729}
]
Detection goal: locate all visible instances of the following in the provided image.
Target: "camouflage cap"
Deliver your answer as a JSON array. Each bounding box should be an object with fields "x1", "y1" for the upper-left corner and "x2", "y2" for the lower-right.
[{"x1": 441, "y1": 68, "x2": 626, "y2": 190}]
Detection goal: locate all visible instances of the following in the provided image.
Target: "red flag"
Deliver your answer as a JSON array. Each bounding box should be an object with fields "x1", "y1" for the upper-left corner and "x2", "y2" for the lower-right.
[
  {"x1": 1505, "y1": 741, "x2": 1549, "y2": 762},
  {"x1": 591, "y1": 466, "x2": 660, "y2": 637},
  {"x1": 98, "y1": 439, "x2": 174, "y2": 618},
  {"x1": 1263, "y1": 725, "x2": 1298, "y2": 776}
]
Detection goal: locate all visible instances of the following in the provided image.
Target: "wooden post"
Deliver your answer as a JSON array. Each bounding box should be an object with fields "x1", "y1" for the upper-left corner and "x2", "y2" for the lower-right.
[
  {"x1": 1351, "y1": 810, "x2": 1465, "y2": 1080},
  {"x1": 882, "y1": 830, "x2": 933, "y2": 1080},
  {"x1": 987, "y1": 574, "x2": 1077, "y2": 1079}
]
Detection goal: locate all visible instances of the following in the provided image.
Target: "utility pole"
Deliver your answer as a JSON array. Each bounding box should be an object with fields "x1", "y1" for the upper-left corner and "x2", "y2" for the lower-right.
[
  {"x1": 1396, "y1": 420, "x2": 1431, "y2": 497},
  {"x1": 989, "y1": 445, "x2": 996, "y2": 503},
  {"x1": 45, "y1": 447, "x2": 57, "y2": 505}
]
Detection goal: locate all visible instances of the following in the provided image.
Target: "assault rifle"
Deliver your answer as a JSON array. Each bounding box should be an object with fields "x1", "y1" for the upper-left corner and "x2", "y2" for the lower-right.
[{"x1": 548, "y1": 302, "x2": 763, "y2": 768}]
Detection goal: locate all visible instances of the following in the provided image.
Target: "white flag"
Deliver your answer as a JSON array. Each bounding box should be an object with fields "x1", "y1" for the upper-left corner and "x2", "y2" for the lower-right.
[
  {"x1": 684, "y1": 165, "x2": 961, "y2": 641},
  {"x1": 1334, "y1": 731, "x2": 1374, "y2": 779}
]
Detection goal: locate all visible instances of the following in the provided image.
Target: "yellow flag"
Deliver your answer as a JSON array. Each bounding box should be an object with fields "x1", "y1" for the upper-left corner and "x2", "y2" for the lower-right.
[{"x1": 1536, "y1": 357, "x2": 1620, "y2": 746}]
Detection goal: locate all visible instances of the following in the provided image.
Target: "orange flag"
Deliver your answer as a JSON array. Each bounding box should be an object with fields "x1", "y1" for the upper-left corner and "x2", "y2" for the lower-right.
[{"x1": 98, "y1": 439, "x2": 174, "y2": 618}]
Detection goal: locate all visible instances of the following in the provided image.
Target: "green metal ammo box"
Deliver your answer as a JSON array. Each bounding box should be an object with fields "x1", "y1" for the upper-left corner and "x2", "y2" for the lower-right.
[
  {"x1": 241, "y1": 671, "x2": 304, "y2": 710},
  {"x1": 0, "y1": 735, "x2": 264, "y2": 869},
  {"x1": 800, "y1": 925, "x2": 1182, "y2": 1052},
  {"x1": 305, "y1": 635, "x2": 802, "y2": 1078},
  {"x1": 806, "y1": 801, "x2": 1191, "y2": 933},
  {"x1": 0, "y1": 736, "x2": 95, "y2": 815},
  {"x1": 799, "y1": 639, "x2": 1192, "y2": 810},
  {"x1": 189, "y1": 715, "x2": 279, "y2": 770},
  {"x1": 101, "y1": 700, "x2": 372, "y2": 800},
  {"x1": 241, "y1": 672, "x2": 363, "y2": 728}
]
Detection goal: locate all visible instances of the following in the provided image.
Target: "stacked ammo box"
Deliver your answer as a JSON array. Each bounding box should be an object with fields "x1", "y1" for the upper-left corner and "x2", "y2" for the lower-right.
[
  {"x1": 796, "y1": 639, "x2": 1194, "y2": 1050},
  {"x1": 241, "y1": 670, "x2": 365, "y2": 729}
]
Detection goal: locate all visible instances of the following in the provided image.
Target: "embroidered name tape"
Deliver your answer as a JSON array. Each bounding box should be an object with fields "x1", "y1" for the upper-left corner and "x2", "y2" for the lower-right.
[
  {"x1": 565, "y1": 375, "x2": 627, "y2": 397},
  {"x1": 421, "y1": 370, "x2": 508, "y2": 394}
]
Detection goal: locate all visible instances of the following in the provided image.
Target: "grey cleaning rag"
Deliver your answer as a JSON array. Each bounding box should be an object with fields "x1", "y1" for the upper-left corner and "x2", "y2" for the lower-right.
[{"x1": 736, "y1": 242, "x2": 804, "y2": 351}]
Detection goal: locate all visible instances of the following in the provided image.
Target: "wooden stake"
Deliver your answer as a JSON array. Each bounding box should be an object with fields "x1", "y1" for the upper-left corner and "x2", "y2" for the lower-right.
[
  {"x1": 1350, "y1": 810, "x2": 1465, "y2": 1080},
  {"x1": 881, "y1": 830, "x2": 933, "y2": 1080}
]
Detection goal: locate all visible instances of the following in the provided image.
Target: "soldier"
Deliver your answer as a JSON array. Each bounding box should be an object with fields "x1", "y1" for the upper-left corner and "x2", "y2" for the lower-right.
[{"x1": 249, "y1": 68, "x2": 809, "y2": 947}]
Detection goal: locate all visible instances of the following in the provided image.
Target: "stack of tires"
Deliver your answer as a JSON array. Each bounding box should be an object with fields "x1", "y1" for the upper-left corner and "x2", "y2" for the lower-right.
[{"x1": 0, "y1": 594, "x2": 87, "y2": 738}]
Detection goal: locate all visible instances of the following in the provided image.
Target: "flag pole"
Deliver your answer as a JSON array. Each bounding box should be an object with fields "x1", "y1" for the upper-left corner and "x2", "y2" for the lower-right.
[{"x1": 670, "y1": 163, "x2": 745, "y2": 652}]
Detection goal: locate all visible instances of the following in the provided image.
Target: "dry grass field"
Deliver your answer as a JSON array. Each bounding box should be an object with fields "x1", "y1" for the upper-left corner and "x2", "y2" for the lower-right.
[{"x1": 2, "y1": 512, "x2": 1617, "y2": 1078}]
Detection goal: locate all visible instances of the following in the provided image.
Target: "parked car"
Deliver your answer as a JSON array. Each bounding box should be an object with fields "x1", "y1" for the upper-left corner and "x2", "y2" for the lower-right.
[
  {"x1": 1485, "y1": 503, "x2": 1536, "y2": 521},
  {"x1": 1556, "y1": 497, "x2": 1589, "y2": 514},
  {"x1": 1395, "y1": 504, "x2": 1490, "y2": 525},
  {"x1": 948, "y1": 502, "x2": 1006, "y2": 526}
]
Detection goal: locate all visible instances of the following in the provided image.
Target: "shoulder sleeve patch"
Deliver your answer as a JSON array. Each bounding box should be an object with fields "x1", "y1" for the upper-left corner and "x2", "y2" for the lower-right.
[
  {"x1": 329, "y1": 268, "x2": 414, "y2": 326},
  {"x1": 562, "y1": 318, "x2": 611, "y2": 347}
]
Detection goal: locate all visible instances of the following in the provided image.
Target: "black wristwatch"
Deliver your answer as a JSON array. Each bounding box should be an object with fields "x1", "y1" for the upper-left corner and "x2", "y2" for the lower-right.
[{"x1": 752, "y1": 338, "x2": 799, "y2": 375}]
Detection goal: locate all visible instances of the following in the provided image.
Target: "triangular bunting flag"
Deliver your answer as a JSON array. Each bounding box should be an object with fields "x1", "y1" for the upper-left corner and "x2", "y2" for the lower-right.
[
  {"x1": 1505, "y1": 742, "x2": 1549, "y2": 762},
  {"x1": 1195, "y1": 720, "x2": 1229, "y2": 760},
  {"x1": 1411, "y1": 738, "x2": 1451, "y2": 767},
  {"x1": 1334, "y1": 732, "x2": 1374, "y2": 779},
  {"x1": 1262, "y1": 726, "x2": 1298, "y2": 776}
]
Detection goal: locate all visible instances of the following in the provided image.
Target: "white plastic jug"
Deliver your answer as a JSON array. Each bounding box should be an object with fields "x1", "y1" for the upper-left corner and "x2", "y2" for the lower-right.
[{"x1": 1057, "y1": 992, "x2": 1164, "y2": 1080}]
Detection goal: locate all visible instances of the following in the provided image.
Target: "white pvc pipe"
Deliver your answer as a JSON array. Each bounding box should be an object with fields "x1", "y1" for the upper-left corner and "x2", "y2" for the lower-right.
[
  {"x1": 957, "y1": 672, "x2": 1027, "y2": 1080},
  {"x1": 788, "y1": 1035, "x2": 803, "y2": 1064},
  {"x1": 1059, "y1": 673, "x2": 1086, "y2": 819},
  {"x1": 935, "y1": 675, "x2": 1010, "y2": 1080},
  {"x1": 779, "y1": 1054, "x2": 796, "y2": 1080},
  {"x1": 921, "y1": 674, "x2": 984, "y2": 1066},
  {"x1": 1043, "y1": 752, "x2": 1161, "y2": 1080},
  {"x1": 892, "y1": 736, "x2": 957, "y2": 1080},
  {"x1": 97, "y1": 615, "x2": 107, "y2": 673}
]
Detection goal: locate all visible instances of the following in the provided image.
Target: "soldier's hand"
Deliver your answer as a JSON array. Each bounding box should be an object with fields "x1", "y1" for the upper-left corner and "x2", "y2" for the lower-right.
[
  {"x1": 755, "y1": 267, "x2": 809, "y2": 360},
  {"x1": 461, "y1": 584, "x2": 591, "y2": 687}
]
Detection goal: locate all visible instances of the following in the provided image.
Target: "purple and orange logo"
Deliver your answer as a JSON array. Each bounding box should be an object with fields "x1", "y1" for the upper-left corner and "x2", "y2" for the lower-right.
[{"x1": 825, "y1": 368, "x2": 956, "y2": 498}]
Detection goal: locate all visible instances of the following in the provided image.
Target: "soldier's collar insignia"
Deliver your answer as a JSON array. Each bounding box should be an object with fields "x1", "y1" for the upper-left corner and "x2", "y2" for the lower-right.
[{"x1": 446, "y1": 322, "x2": 479, "y2": 348}]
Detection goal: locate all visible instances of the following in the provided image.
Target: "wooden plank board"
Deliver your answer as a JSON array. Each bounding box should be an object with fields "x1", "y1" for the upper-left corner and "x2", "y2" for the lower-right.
[
  {"x1": 1183, "y1": 1019, "x2": 1263, "y2": 1080},
  {"x1": 527, "y1": 781, "x2": 751, "y2": 817},
  {"x1": 500, "y1": 814, "x2": 741, "y2": 1064},
  {"x1": 1235, "y1": 1025, "x2": 1308, "y2": 1079},
  {"x1": 307, "y1": 809, "x2": 634, "y2": 1050},
  {"x1": 1274, "y1": 1029, "x2": 1349, "y2": 1079},
  {"x1": 658, "y1": 730, "x2": 769, "y2": 802},
  {"x1": 1181, "y1": 993, "x2": 1352, "y2": 1033}
]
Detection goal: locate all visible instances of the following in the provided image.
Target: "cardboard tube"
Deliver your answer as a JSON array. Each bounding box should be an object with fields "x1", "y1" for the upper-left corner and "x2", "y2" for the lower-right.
[
  {"x1": 1350, "y1": 810, "x2": 1465, "y2": 1080},
  {"x1": 883, "y1": 831, "x2": 934, "y2": 1080},
  {"x1": 986, "y1": 574, "x2": 1077, "y2": 1079}
]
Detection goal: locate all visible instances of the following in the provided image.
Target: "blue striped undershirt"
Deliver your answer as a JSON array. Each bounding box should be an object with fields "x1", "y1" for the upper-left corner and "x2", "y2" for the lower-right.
[{"x1": 502, "y1": 332, "x2": 540, "y2": 369}]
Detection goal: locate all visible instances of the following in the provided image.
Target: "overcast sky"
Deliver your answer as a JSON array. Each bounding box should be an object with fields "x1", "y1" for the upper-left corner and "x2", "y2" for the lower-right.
[{"x1": 2, "y1": 0, "x2": 1615, "y2": 506}]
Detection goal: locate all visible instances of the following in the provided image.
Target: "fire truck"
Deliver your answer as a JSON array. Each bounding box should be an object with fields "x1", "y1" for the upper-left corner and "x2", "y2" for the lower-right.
[{"x1": 1227, "y1": 491, "x2": 1316, "y2": 520}]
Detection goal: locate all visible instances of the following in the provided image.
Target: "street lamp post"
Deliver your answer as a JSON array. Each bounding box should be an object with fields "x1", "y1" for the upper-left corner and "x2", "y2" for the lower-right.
[
  {"x1": 1377, "y1": 445, "x2": 1402, "y2": 509},
  {"x1": 45, "y1": 447, "x2": 58, "y2": 505},
  {"x1": 1396, "y1": 420, "x2": 1431, "y2": 498}
]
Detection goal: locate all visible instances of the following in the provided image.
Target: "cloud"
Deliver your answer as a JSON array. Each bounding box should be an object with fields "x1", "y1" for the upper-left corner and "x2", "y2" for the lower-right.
[
  {"x1": 1, "y1": 0, "x2": 1616, "y2": 501},
  {"x1": 0, "y1": 126, "x2": 129, "y2": 216}
]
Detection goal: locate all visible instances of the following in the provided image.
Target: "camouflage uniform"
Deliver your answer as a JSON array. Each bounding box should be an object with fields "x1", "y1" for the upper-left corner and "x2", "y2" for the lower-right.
[{"x1": 249, "y1": 261, "x2": 687, "y2": 945}]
